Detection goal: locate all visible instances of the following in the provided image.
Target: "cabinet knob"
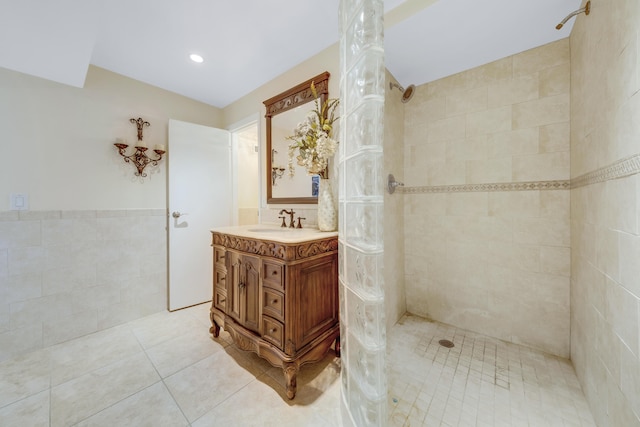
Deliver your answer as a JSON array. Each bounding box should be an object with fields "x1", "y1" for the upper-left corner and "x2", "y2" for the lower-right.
[
  {"x1": 269, "y1": 328, "x2": 276, "y2": 333},
  {"x1": 272, "y1": 299, "x2": 278, "y2": 304}
]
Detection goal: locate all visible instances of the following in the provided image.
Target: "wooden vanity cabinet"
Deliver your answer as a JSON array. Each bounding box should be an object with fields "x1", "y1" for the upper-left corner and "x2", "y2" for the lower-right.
[{"x1": 209, "y1": 230, "x2": 339, "y2": 399}]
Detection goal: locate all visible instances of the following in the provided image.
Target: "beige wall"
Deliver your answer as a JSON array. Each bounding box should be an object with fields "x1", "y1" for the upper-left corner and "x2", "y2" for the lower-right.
[
  {"x1": 403, "y1": 39, "x2": 571, "y2": 357},
  {"x1": 0, "y1": 65, "x2": 223, "y2": 361},
  {"x1": 570, "y1": 0, "x2": 640, "y2": 425},
  {"x1": 0, "y1": 65, "x2": 223, "y2": 210}
]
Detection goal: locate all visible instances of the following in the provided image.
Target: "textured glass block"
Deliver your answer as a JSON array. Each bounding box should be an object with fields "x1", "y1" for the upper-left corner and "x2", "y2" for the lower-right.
[
  {"x1": 344, "y1": 201, "x2": 383, "y2": 251},
  {"x1": 343, "y1": 1, "x2": 384, "y2": 68},
  {"x1": 338, "y1": 241, "x2": 345, "y2": 278},
  {"x1": 345, "y1": 245, "x2": 384, "y2": 300},
  {"x1": 347, "y1": 331, "x2": 386, "y2": 399},
  {"x1": 339, "y1": 0, "x2": 386, "y2": 424},
  {"x1": 341, "y1": 349, "x2": 349, "y2": 394},
  {"x1": 348, "y1": 376, "x2": 387, "y2": 427},
  {"x1": 345, "y1": 150, "x2": 384, "y2": 201},
  {"x1": 339, "y1": 0, "x2": 364, "y2": 33},
  {"x1": 346, "y1": 287, "x2": 386, "y2": 348},
  {"x1": 344, "y1": 50, "x2": 385, "y2": 112},
  {"x1": 344, "y1": 100, "x2": 384, "y2": 157},
  {"x1": 338, "y1": 156, "x2": 346, "y2": 204},
  {"x1": 339, "y1": 277, "x2": 348, "y2": 325},
  {"x1": 338, "y1": 201, "x2": 346, "y2": 235}
]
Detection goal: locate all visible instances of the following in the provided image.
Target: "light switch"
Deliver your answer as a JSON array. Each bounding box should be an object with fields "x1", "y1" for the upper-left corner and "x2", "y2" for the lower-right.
[{"x1": 10, "y1": 193, "x2": 29, "y2": 210}]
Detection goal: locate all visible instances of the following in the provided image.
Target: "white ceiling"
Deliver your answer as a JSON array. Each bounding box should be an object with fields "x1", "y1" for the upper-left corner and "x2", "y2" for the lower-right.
[{"x1": 0, "y1": 0, "x2": 582, "y2": 109}]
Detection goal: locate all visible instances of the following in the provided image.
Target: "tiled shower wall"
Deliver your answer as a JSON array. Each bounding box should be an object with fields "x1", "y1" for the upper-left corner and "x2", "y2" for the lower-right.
[
  {"x1": 0, "y1": 209, "x2": 167, "y2": 362},
  {"x1": 384, "y1": 69, "x2": 406, "y2": 333},
  {"x1": 570, "y1": 0, "x2": 640, "y2": 425},
  {"x1": 403, "y1": 39, "x2": 571, "y2": 358}
]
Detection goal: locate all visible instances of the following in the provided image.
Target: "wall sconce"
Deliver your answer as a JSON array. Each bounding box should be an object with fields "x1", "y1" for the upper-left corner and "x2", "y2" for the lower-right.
[
  {"x1": 114, "y1": 117, "x2": 166, "y2": 177},
  {"x1": 271, "y1": 148, "x2": 285, "y2": 186}
]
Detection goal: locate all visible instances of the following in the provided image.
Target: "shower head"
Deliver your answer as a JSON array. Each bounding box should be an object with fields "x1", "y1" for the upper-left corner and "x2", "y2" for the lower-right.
[
  {"x1": 389, "y1": 82, "x2": 416, "y2": 103},
  {"x1": 556, "y1": 0, "x2": 590, "y2": 30}
]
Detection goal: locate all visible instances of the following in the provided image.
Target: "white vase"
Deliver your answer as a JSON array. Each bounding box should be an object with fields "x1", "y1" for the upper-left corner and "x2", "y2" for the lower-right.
[{"x1": 317, "y1": 178, "x2": 337, "y2": 231}]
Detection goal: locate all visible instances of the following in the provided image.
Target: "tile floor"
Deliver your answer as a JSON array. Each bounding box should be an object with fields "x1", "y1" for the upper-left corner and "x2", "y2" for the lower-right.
[
  {"x1": 0, "y1": 304, "x2": 595, "y2": 426},
  {"x1": 387, "y1": 314, "x2": 596, "y2": 427}
]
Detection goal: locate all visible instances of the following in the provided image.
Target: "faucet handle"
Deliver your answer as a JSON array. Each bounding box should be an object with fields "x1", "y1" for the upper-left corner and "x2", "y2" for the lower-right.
[
  {"x1": 278, "y1": 216, "x2": 287, "y2": 227},
  {"x1": 296, "y1": 217, "x2": 306, "y2": 229}
]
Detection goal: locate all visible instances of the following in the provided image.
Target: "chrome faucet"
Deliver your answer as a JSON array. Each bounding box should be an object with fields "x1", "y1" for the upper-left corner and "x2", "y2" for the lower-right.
[{"x1": 279, "y1": 209, "x2": 296, "y2": 228}]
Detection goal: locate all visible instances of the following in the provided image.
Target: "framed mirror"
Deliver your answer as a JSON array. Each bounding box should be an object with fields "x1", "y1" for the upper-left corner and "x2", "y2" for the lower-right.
[{"x1": 264, "y1": 72, "x2": 330, "y2": 204}]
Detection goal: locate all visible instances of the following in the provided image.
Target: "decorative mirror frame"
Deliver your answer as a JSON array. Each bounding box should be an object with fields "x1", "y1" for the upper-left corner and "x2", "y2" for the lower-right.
[{"x1": 263, "y1": 71, "x2": 330, "y2": 204}]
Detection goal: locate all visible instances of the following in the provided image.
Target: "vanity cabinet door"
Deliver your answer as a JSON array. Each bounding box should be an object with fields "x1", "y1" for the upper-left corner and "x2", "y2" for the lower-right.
[
  {"x1": 242, "y1": 254, "x2": 260, "y2": 333},
  {"x1": 226, "y1": 250, "x2": 242, "y2": 323},
  {"x1": 225, "y1": 250, "x2": 260, "y2": 334}
]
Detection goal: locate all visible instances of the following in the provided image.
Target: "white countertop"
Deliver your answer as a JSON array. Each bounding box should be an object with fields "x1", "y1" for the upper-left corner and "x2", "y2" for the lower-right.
[{"x1": 211, "y1": 224, "x2": 338, "y2": 244}]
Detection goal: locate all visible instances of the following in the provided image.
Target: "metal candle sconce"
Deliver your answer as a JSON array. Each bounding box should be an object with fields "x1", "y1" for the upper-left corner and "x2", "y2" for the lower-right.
[
  {"x1": 114, "y1": 117, "x2": 166, "y2": 177},
  {"x1": 271, "y1": 149, "x2": 285, "y2": 185}
]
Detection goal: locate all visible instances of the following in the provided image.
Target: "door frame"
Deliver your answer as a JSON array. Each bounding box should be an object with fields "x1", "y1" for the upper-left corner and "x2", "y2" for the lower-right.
[{"x1": 228, "y1": 114, "x2": 261, "y2": 225}]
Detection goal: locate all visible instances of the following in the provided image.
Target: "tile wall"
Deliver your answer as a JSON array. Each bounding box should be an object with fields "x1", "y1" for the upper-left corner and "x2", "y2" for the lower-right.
[
  {"x1": 384, "y1": 70, "x2": 406, "y2": 333},
  {"x1": 402, "y1": 39, "x2": 571, "y2": 358},
  {"x1": 0, "y1": 209, "x2": 167, "y2": 362},
  {"x1": 570, "y1": 0, "x2": 640, "y2": 425}
]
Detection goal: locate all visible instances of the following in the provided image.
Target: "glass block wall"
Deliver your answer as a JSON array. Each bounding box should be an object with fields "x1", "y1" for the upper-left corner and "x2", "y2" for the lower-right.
[{"x1": 338, "y1": 0, "x2": 387, "y2": 425}]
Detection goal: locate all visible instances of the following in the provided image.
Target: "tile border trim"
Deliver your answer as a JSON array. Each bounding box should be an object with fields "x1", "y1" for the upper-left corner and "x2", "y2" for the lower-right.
[
  {"x1": 400, "y1": 153, "x2": 640, "y2": 194},
  {"x1": 570, "y1": 153, "x2": 640, "y2": 189},
  {"x1": 400, "y1": 180, "x2": 570, "y2": 194}
]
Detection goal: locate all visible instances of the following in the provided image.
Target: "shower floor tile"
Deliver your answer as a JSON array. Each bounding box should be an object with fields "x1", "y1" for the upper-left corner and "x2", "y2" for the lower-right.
[{"x1": 387, "y1": 313, "x2": 596, "y2": 427}]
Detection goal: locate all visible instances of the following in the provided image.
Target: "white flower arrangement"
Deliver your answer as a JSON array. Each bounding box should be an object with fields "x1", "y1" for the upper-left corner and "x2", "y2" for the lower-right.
[{"x1": 287, "y1": 82, "x2": 339, "y2": 179}]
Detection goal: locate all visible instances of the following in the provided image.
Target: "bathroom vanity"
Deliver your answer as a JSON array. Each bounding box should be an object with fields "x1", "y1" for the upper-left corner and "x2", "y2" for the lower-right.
[{"x1": 209, "y1": 224, "x2": 339, "y2": 399}]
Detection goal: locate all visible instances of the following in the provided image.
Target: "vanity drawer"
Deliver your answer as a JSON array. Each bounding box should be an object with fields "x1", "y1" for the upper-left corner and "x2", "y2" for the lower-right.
[
  {"x1": 214, "y1": 269, "x2": 226, "y2": 290},
  {"x1": 262, "y1": 261, "x2": 284, "y2": 290},
  {"x1": 262, "y1": 288, "x2": 284, "y2": 322},
  {"x1": 213, "y1": 246, "x2": 226, "y2": 267},
  {"x1": 262, "y1": 316, "x2": 284, "y2": 350},
  {"x1": 213, "y1": 288, "x2": 226, "y2": 311}
]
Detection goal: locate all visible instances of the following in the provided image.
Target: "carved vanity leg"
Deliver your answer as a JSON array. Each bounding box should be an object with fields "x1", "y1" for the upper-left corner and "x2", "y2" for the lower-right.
[
  {"x1": 283, "y1": 363, "x2": 298, "y2": 399},
  {"x1": 209, "y1": 322, "x2": 220, "y2": 338},
  {"x1": 209, "y1": 309, "x2": 220, "y2": 337},
  {"x1": 335, "y1": 336, "x2": 341, "y2": 358}
]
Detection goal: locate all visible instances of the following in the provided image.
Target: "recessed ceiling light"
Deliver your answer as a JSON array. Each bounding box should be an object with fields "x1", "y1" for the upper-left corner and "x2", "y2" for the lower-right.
[{"x1": 189, "y1": 54, "x2": 204, "y2": 63}]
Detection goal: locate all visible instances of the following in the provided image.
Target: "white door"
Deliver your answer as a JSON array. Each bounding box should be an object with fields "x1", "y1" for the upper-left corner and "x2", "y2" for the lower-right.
[{"x1": 168, "y1": 119, "x2": 232, "y2": 311}]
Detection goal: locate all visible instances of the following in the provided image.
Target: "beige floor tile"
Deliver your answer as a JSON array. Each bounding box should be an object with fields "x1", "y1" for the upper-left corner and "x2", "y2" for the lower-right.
[
  {"x1": 0, "y1": 349, "x2": 50, "y2": 408},
  {"x1": 0, "y1": 389, "x2": 49, "y2": 427},
  {"x1": 128, "y1": 308, "x2": 205, "y2": 349},
  {"x1": 0, "y1": 306, "x2": 600, "y2": 426},
  {"x1": 145, "y1": 326, "x2": 222, "y2": 378},
  {"x1": 75, "y1": 382, "x2": 188, "y2": 427},
  {"x1": 185, "y1": 302, "x2": 215, "y2": 328},
  {"x1": 164, "y1": 347, "x2": 268, "y2": 422},
  {"x1": 49, "y1": 324, "x2": 143, "y2": 386},
  {"x1": 193, "y1": 371, "x2": 342, "y2": 427},
  {"x1": 50, "y1": 352, "x2": 160, "y2": 427}
]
